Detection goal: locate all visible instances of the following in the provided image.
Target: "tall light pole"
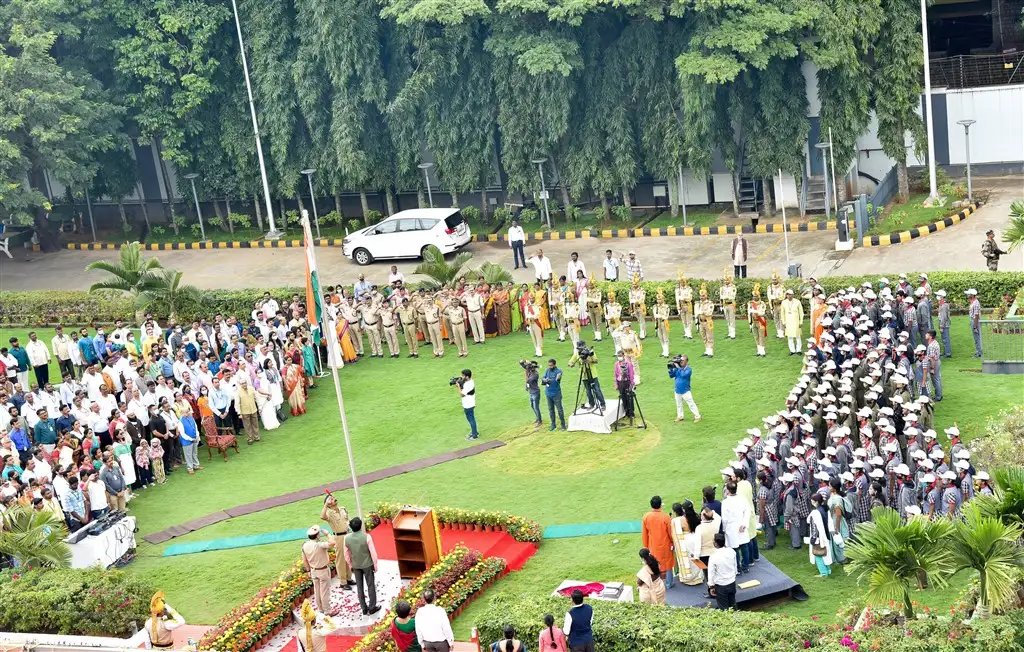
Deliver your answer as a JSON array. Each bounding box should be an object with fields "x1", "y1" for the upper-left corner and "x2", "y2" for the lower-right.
[
  {"x1": 301, "y1": 168, "x2": 321, "y2": 238},
  {"x1": 814, "y1": 142, "x2": 832, "y2": 221},
  {"x1": 229, "y1": 0, "x2": 281, "y2": 239},
  {"x1": 418, "y1": 162, "x2": 434, "y2": 208},
  {"x1": 921, "y1": 0, "x2": 939, "y2": 202},
  {"x1": 777, "y1": 169, "x2": 791, "y2": 269},
  {"x1": 677, "y1": 164, "x2": 688, "y2": 226},
  {"x1": 183, "y1": 173, "x2": 206, "y2": 241},
  {"x1": 532, "y1": 157, "x2": 551, "y2": 229},
  {"x1": 956, "y1": 119, "x2": 975, "y2": 201}
]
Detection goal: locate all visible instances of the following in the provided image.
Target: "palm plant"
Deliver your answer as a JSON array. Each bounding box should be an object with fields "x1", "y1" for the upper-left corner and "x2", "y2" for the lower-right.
[
  {"x1": 413, "y1": 245, "x2": 474, "y2": 290},
  {"x1": 1005, "y1": 200, "x2": 1024, "y2": 252},
  {"x1": 472, "y1": 261, "x2": 514, "y2": 285},
  {"x1": 136, "y1": 269, "x2": 202, "y2": 321},
  {"x1": 973, "y1": 467, "x2": 1024, "y2": 526},
  {"x1": 85, "y1": 241, "x2": 164, "y2": 297},
  {"x1": 0, "y1": 505, "x2": 72, "y2": 569},
  {"x1": 949, "y1": 502, "x2": 1024, "y2": 617},
  {"x1": 845, "y1": 507, "x2": 956, "y2": 619}
]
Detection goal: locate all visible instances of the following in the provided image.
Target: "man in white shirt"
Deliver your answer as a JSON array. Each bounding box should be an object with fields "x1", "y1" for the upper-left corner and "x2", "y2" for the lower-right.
[
  {"x1": 507, "y1": 219, "x2": 526, "y2": 269},
  {"x1": 25, "y1": 331, "x2": 51, "y2": 388},
  {"x1": 414, "y1": 589, "x2": 454, "y2": 652},
  {"x1": 601, "y1": 249, "x2": 620, "y2": 281},
  {"x1": 59, "y1": 375, "x2": 82, "y2": 408},
  {"x1": 172, "y1": 351, "x2": 191, "y2": 384},
  {"x1": 456, "y1": 369, "x2": 478, "y2": 440},
  {"x1": 261, "y1": 292, "x2": 280, "y2": 320},
  {"x1": 94, "y1": 386, "x2": 118, "y2": 420},
  {"x1": 388, "y1": 265, "x2": 405, "y2": 285},
  {"x1": 110, "y1": 319, "x2": 132, "y2": 347},
  {"x1": 50, "y1": 326, "x2": 75, "y2": 380},
  {"x1": 567, "y1": 251, "x2": 586, "y2": 282},
  {"x1": 82, "y1": 365, "x2": 104, "y2": 401},
  {"x1": 707, "y1": 532, "x2": 738, "y2": 609},
  {"x1": 721, "y1": 481, "x2": 751, "y2": 573},
  {"x1": 526, "y1": 248, "x2": 553, "y2": 282}
]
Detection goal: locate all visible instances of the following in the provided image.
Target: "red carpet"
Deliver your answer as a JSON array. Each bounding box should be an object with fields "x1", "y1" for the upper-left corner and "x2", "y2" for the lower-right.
[
  {"x1": 370, "y1": 523, "x2": 537, "y2": 571},
  {"x1": 325, "y1": 636, "x2": 366, "y2": 652}
]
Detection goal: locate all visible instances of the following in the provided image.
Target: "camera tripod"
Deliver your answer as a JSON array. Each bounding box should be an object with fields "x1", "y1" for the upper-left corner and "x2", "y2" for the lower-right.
[
  {"x1": 612, "y1": 382, "x2": 647, "y2": 431},
  {"x1": 572, "y1": 363, "x2": 605, "y2": 418}
]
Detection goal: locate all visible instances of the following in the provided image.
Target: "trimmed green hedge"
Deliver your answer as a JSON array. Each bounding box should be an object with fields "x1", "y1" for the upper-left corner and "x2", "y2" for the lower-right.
[
  {"x1": 2, "y1": 271, "x2": 1021, "y2": 325},
  {"x1": 0, "y1": 567, "x2": 153, "y2": 636},
  {"x1": 474, "y1": 594, "x2": 1024, "y2": 652}
]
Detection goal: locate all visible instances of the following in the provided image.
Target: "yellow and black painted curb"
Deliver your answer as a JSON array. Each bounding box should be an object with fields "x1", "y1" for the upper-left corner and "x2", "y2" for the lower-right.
[
  {"x1": 860, "y1": 202, "x2": 979, "y2": 248},
  {"x1": 40, "y1": 219, "x2": 838, "y2": 252}
]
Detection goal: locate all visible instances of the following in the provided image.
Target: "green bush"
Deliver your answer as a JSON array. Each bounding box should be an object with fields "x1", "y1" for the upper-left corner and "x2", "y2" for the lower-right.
[
  {"x1": 0, "y1": 568, "x2": 153, "y2": 636},
  {"x1": 319, "y1": 210, "x2": 343, "y2": 226},
  {"x1": 2, "y1": 272, "x2": 1021, "y2": 325},
  {"x1": 461, "y1": 205, "x2": 481, "y2": 223},
  {"x1": 474, "y1": 594, "x2": 1024, "y2": 652},
  {"x1": 611, "y1": 205, "x2": 632, "y2": 222}
]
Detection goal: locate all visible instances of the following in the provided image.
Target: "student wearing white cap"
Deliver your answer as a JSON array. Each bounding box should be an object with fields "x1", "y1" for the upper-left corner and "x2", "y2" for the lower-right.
[
  {"x1": 966, "y1": 289, "x2": 982, "y2": 357},
  {"x1": 976, "y1": 471, "x2": 993, "y2": 496},
  {"x1": 941, "y1": 470, "x2": 963, "y2": 516},
  {"x1": 936, "y1": 289, "x2": 952, "y2": 357}
]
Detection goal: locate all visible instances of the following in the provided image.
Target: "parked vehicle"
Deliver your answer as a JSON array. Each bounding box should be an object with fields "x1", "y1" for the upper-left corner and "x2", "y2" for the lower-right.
[{"x1": 342, "y1": 208, "x2": 472, "y2": 266}]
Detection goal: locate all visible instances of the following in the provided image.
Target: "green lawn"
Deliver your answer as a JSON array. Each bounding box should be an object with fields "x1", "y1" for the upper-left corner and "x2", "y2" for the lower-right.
[
  {"x1": 1, "y1": 317, "x2": 1016, "y2": 631},
  {"x1": 643, "y1": 210, "x2": 722, "y2": 230},
  {"x1": 868, "y1": 192, "x2": 964, "y2": 236}
]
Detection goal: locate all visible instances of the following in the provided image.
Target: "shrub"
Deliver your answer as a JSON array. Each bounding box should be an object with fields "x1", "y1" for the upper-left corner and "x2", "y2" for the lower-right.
[
  {"x1": 0, "y1": 568, "x2": 153, "y2": 637},
  {"x1": 611, "y1": 205, "x2": 632, "y2": 222},
  {"x1": 493, "y1": 206, "x2": 511, "y2": 225},
  {"x1": 228, "y1": 212, "x2": 252, "y2": 229},
  {"x1": 519, "y1": 208, "x2": 539, "y2": 223},
  {"x1": 461, "y1": 205, "x2": 481, "y2": 223},
  {"x1": 972, "y1": 406, "x2": 1024, "y2": 470},
  {"x1": 366, "y1": 209, "x2": 383, "y2": 225},
  {"x1": 319, "y1": 210, "x2": 342, "y2": 226}
]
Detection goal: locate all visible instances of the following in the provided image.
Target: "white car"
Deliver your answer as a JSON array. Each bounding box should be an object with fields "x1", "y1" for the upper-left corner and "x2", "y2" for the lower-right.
[{"x1": 341, "y1": 208, "x2": 472, "y2": 266}]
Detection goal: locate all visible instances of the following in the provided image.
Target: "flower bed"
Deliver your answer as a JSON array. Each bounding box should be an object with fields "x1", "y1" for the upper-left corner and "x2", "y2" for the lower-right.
[
  {"x1": 372, "y1": 502, "x2": 543, "y2": 543},
  {"x1": 350, "y1": 545, "x2": 507, "y2": 652}
]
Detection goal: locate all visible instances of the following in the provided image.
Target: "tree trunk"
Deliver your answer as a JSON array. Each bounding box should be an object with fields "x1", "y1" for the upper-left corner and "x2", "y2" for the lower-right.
[
  {"x1": 278, "y1": 197, "x2": 287, "y2": 232},
  {"x1": 418, "y1": 189, "x2": 426, "y2": 209},
  {"x1": 359, "y1": 191, "x2": 371, "y2": 225},
  {"x1": 480, "y1": 188, "x2": 488, "y2": 221},
  {"x1": 622, "y1": 185, "x2": 632, "y2": 208},
  {"x1": 896, "y1": 159, "x2": 909, "y2": 203},
  {"x1": 762, "y1": 177, "x2": 775, "y2": 217},
  {"x1": 153, "y1": 136, "x2": 178, "y2": 234},
  {"x1": 902, "y1": 590, "x2": 914, "y2": 620},
  {"x1": 669, "y1": 177, "x2": 679, "y2": 218},
  {"x1": 117, "y1": 200, "x2": 129, "y2": 232},
  {"x1": 799, "y1": 172, "x2": 807, "y2": 219},
  {"x1": 450, "y1": 191, "x2": 459, "y2": 209},
  {"x1": 296, "y1": 192, "x2": 306, "y2": 219},
  {"x1": 33, "y1": 207, "x2": 60, "y2": 252},
  {"x1": 385, "y1": 188, "x2": 396, "y2": 216},
  {"x1": 136, "y1": 181, "x2": 151, "y2": 229},
  {"x1": 225, "y1": 197, "x2": 232, "y2": 216},
  {"x1": 335, "y1": 192, "x2": 344, "y2": 218},
  {"x1": 730, "y1": 167, "x2": 740, "y2": 217},
  {"x1": 600, "y1": 194, "x2": 610, "y2": 222},
  {"x1": 254, "y1": 194, "x2": 264, "y2": 231},
  {"x1": 213, "y1": 198, "x2": 228, "y2": 233}
]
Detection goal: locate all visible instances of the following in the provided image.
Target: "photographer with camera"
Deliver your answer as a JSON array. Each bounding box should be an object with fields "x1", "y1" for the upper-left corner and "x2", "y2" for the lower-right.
[
  {"x1": 614, "y1": 353, "x2": 637, "y2": 426},
  {"x1": 518, "y1": 360, "x2": 543, "y2": 426},
  {"x1": 668, "y1": 354, "x2": 701, "y2": 423},
  {"x1": 541, "y1": 359, "x2": 566, "y2": 431},
  {"x1": 450, "y1": 369, "x2": 478, "y2": 440},
  {"x1": 568, "y1": 341, "x2": 606, "y2": 412}
]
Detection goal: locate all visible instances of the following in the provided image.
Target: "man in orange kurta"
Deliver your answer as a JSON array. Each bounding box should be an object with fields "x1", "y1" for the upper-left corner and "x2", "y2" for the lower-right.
[{"x1": 641, "y1": 495, "x2": 675, "y2": 588}]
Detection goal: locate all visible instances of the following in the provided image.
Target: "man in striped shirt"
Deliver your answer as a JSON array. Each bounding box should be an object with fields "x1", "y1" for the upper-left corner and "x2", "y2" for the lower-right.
[{"x1": 966, "y1": 289, "x2": 982, "y2": 357}]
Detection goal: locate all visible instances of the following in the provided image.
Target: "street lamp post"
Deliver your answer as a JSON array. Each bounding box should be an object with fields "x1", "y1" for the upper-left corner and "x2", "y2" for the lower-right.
[
  {"x1": 920, "y1": 0, "x2": 938, "y2": 202},
  {"x1": 418, "y1": 162, "x2": 435, "y2": 208},
  {"x1": 183, "y1": 173, "x2": 206, "y2": 241},
  {"x1": 531, "y1": 158, "x2": 551, "y2": 229},
  {"x1": 301, "y1": 168, "x2": 321, "y2": 238},
  {"x1": 956, "y1": 119, "x2": 975, "y2": 201},
  {"x1": 229, "y1": 0, "x2": 281, "y2": 239},
  {"x1": 814, "y1": 142, "x2": 832, "y2": 221}
]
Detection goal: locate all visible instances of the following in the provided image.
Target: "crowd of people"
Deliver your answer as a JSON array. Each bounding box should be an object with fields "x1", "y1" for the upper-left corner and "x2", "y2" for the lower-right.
[
  {"x1": 0, "y1": 294, "x2": 324, "y2": 532},
  {"x1": 631, "y1": 274, "x2": 992, "y2": 611}
]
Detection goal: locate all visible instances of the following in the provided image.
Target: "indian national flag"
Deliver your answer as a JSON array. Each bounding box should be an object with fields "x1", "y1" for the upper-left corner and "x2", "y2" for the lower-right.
[{"x1": 302, "y1": 214, "x2": 324, "y2": 333}]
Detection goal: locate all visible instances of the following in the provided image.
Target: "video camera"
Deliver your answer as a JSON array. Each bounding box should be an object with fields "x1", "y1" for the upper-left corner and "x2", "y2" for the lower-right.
[
  {"x1": 667, "y1": 355, "x2": 685, "y2": 369},
  {"x1": 519, "y1": 360, "x2": 539, "y2": 371},
  {"x1": 575, "y1": 340, "x2": 594, "y2": 360},
  {"x1": 448, "y1": 376, "x2": 465, "y2": 387}
]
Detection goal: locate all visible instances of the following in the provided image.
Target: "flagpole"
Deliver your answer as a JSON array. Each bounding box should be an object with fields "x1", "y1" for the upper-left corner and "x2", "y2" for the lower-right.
[{"x1": 302, "y1": 214, "x2": 363, "y2": 517}]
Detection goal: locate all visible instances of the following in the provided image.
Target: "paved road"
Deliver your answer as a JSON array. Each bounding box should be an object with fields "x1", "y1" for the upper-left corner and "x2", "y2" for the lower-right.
[{"x1": 2, "y1": 177, "x2": 1019, "y2": 291}]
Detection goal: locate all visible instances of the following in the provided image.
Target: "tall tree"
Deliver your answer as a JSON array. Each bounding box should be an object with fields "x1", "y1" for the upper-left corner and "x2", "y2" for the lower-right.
[{"x1": 872, "y1": 0, "x2": 926, "y2": 202}]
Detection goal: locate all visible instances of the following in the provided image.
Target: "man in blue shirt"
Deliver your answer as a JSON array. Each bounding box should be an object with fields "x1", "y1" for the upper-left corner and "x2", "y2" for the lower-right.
[
  {"x1": 92, "y1": 328, "x2": 107, "y2": 363},
  {"x1": 9, "y1": 425, "x2": 31, "y2": 465},
  {"x1": 78, "y1": 328, "x2": 98, "y2": 366},
  {"x1": 668, "y1": 354, "x2": 702, "y2": 422},
  {"x1": 354, "y1": 274, "x2": 372, "y2": 301},
  {"x1": 33, "y1": 408, "x2": 59, "y2": 453},
  {"x1": 208, "y1": 378, "x2": 233, "y2": 432},
  {"x1": 542, "y1": 359, "x2": 566, "y2": 431},
  {"x1": 55, "y1": 405, "x2": 76, "y2": 435}
]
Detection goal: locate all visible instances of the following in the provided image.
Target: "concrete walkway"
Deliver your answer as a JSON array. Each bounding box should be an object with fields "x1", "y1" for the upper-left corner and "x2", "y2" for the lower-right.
[{"x1": 2, "y1": 177, "x2": 1020, "y2": 291}]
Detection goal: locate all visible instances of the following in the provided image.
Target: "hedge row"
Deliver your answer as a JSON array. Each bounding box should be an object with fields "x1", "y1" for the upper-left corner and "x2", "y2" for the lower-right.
[
  {"x1": 2, "y1": 272, "x2": 1021, "y2": 325},
  {"x1": 474, "y1": 594, "x2": 1024, "y2": 652},
  {"x1": 0, "y1": 568, "x2": 153, "y2": 637}
]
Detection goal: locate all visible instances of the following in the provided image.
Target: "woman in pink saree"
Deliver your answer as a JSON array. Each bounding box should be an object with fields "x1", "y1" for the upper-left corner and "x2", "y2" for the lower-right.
[{"x1": 284, "y1": 360, "x2": 307, "y2": 416}]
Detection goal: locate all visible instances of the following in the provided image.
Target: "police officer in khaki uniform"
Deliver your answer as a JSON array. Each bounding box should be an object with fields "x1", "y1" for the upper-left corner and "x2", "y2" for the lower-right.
[
  {"x1": 463, "y1": 286, "x2": 486, "y2": 344},
  {"x1": 675, "y1": 273, "x2": 694, "y2": 339},
  {"x1": 302, "y1": 525, "x2": 337, "y2": 616},
  {"x1": 320, "y1": 494, "x2": 355, "y2": 587},
  {"x1": 358, "y1": 297, "x2": 383, "y2": 357},
  {"x1": 720, "y1": 271, "x2": 737, "y2": 339},
  {"x1": 549, "y1": 279, "x2": 567, "y2": 341},
  {"x1": 378, "y1": 302, "x2": 400, "y2": 358},
  {"x1": 628, "y1": 276, "x2": 647, "y2": 339},
  {"x1": 525, "y1": 297, "x2": 544, "y2": 357},
  {"x1": 446, "y1": 299, "x2": 469, "y2": 357},
  {"x1": 695, "y1": 283, "x2": 715, "y2": 357},
  {"x1": 413, "y1": 291, "x2": 430, "y2": 344},
  {"x1": 564, "y1": 297, "x2": 582, "y2": 345},
  {"x1": 768, "y1": 272, "x2": 785, "y2": 339},
  {"x1": 397, "y1": 298, "x2": 420, "y2": 357},
  {"x1": 653, "y1": 289, "x2": 671, "y2": 357},
  {"x1": 586, "y1": 277, "x2": 604, "y2": 341},
  {"x1": 423, "y1": 298, "x2": 445, "y2": 357}
]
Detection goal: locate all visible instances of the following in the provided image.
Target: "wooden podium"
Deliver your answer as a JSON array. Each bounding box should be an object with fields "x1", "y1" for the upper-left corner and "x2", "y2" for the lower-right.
[{"x1": 392, "y1": 507, "x2": 441, "y2": 579}]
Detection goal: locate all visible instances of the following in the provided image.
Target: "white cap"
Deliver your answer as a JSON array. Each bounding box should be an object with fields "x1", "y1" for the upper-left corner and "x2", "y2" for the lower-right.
[
  {"x1": 922, "y1": 473, "x2": 936, "y2": 484},
  {"x1": 929, "y1": 448, "x2": 945, "y2": 459},
  {"x1": 914, "y1": 287, "x2": 925, "y2": 296},
  {"x1": 965, "y1": 289, "x2": 978, "y2": 296},
  {"x1": 905, "y1": 505, "x2": 922, "y2": 516},
  {"x1": 746, "y1": 428, "x2": 761, "y2": 438},
  {"x1": 733, "y1": 445, "x2": 748, "y2": 454},
  {"x1": 936, "y1": 289, "x2": 946, "y2": 298},
  {"x1": 923, "y1": 429, "x2": 937, "y2": 440},
  {"x1": 870, "y1": 456, "x2": 885, "y2": 466},
  {"x1": 307, "y1": 525, "x2": 321, "y2": 537},
  {"x1": 741, "y1": 437, "x2": 755, "y2": 448},
  {"x1": 774, "y1": 423, "x2": 789, "y2": 434},
  {"x1": 915, "y1": 344, "x2": 926, "y2": 353},
  {"x1": 721, "y1": 467, "x2": 734, "y2": 477},
  {"x1": 918, "y1": 395, "x2": 930, "y2": 404},
  {"x1": 814, "y1": 471, "x2": 831, "y2": 481},
  {"x1": 757, "y1": 457, "x2": 771, "y2": 467},
  {"x1": 781, "y1": 473, "x2": 796, "y2": 483},
  {"x1": 841, "y1": 471, "x2": 856, "y2": 482},
  {"x1": 899, "y1": 273, "x2": 907, "y2": 279},
  {"x1": 919, "y1": 273, "x2": 928, "y2": 280},
  {"x1": 895, "y1": 463, "x2": 911, "y2": 476},
  {"x1": 955, "y1": 450, "x2": 971, "y2": 460},
  {"x1": 945, "y1": 426, "x2": 960, "y2": 438},
  {"x1": 977, "y1": 471, "x2": 990, "y2": 481},
  {"x1": 941, "y1": 470, "x2": 957, "y2": 480},
  {"x1": 919, "y1": 459, "x2": 934, "y2": 470},
  {"x1": 954, "y1": 460, "x2": 970, "y2": 471},
  {"x1": 879, "y1": 277, "x2": 890, "y2": 284},
  {"x1": 730, "y1": 460, "x2": 744, "y2": 470},
  {"x1": 785, "y1": 456, "x2": 801, "y2": 467},
  {"x1": 912, "y1": 449, "x2": 927, "y2": 460},
  {"x1": 869, "y1": 468, "x2": 885, "y2": 478},
  {"x1": 824, "y1": 446, "x2": 838, "y2": 456},
  {"x1": 793, "y1": 445, "x2": 807, "y2": 455},
  {"x1": 884, "y1": 441, "x2": 899, "y2": 453},
  {"x1": 851, "y1": 460, "x2": 865, "y2": 469},
  {"x1": 857, "y1": 407, "x2": 872, "y2": 417}
]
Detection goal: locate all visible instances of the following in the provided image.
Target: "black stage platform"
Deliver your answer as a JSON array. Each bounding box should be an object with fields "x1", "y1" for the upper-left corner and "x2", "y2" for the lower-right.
[{"x1": 665, "y1": 558, "x2": 807, "y2": 609}]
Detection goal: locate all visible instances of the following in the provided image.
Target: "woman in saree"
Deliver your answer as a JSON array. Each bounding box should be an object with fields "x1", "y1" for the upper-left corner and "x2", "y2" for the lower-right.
[
  {"x1": 532, "y1": 282, "x2": 551, "y2": 330},
  {"x1": 636, "y1": 548, "x2": 666, "y2": 605},
  {"x1": 284, "y1": 359, "x2": 307, "y2": 416},
  {"x1": 197, "y1": 385, "x2": 220, "y2": 442},
  {"x1": 301, "y1": 337, "x2": 317, "y2": 387},
  {"x1": 482, "y1": 284, "x2": 500, "y2": 338},
  {"x1": 262, "y1": 358, "x2": 286, "y2": 420},
  {"x1": 254, "y1": 366, "x2": 281, "y2": 430},
  {"x1": 511, "y1": 284, "x2": 528, "y2": 332},
  {"x1": 810, "y1": 294, "x2": 827, "y2": 343},
  {"x1": 670, "y1": 501, "x2": 705, "y2": 585},
  {"x1": 334, "y1": 314, "x2": 359, "y2": 363},
  {"x1": 573, "y1": 271, "x2": 589, "y2": 326},
  {"x1": 493, "y1": 282, "x2": 512, "y2": 336}
]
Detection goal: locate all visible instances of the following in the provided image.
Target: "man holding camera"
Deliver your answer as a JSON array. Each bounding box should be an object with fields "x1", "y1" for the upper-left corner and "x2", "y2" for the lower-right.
[
  {"x1": 519, "y1": 360, "x2": 543, "y2": 425},
  {"x1": 568, "y1": 341, "x2": 606, "y2": 412},
  {"x1": 453, "y1": 369, "x2": 478, "y2": 440},
  {"x1": 668, "y1": 355, "x2": 701, "y2": 423},
  {"x1": 614, "y1": 353, "x2": 637, "y2": 425},
  {"x1": 542, "y1": 359, "x2": 566, "y2": 431}
]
